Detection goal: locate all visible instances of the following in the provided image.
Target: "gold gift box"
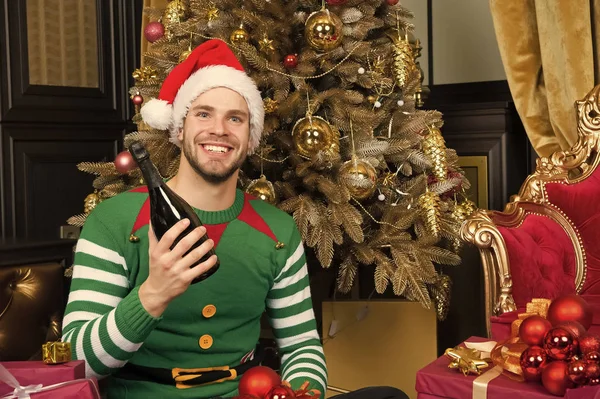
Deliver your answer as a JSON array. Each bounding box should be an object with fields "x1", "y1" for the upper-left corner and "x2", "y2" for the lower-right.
[{"x1": 42, "y1": 341, "x2": 72, "y2": 365}]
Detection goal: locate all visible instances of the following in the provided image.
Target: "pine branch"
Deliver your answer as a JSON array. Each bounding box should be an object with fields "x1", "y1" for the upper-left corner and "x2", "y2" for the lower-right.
[
  {"x1": 77, "y1": 162, "x2": 117, "y2": 176},
  {"x1": 351, "y1": 243, "x2": 375, "y2": 265},
  {"x1": 67, "y1": 213, "x2": 88, "y2": 227},
  {"x1": 337, "y1": 255, "x2": 358, "y2": 293},
  {"x1": 374, "y1": 264, "x2": 390, "y2": 293}
]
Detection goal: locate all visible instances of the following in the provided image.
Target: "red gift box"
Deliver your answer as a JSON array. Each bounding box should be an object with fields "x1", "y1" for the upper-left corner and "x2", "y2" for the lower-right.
[
  {"x1": 4, "y1": 379, "x2": 101, "y2": 399},
  {"x1": 0, "y1": 360, "x2": 99, "y2": 398},
  {"x1": 415, "y1": 336, "x2": 600, "y2": 399},
  {"x1": 0, "y1": 361, "x2": 85, "y2": 396}
]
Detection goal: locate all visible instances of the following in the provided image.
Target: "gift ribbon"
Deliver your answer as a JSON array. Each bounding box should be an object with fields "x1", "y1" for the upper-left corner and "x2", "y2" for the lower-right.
[
  {"x1": 464, "y1": 339, "x2": 527, "y2": 399},
  {"x1": 0, "y1": 363, "x2": 100, "y2": 399},
  {"x1": 472, "y1": 365, "x2": 502, "y2": 399}
]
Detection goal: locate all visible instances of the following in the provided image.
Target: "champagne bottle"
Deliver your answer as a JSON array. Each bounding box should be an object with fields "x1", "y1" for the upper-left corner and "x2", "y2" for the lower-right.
[{"x1": 129, "y1": 141, "x2": 219, "y2": 283}]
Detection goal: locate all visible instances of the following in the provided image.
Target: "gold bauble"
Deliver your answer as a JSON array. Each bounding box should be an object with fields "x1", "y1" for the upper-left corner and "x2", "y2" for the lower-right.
[
  {"x1": 304, "y1": 9, "x2": 344, "y2": 52},
  {"x1": 230, "y1": 26, "x2": 249, "y2": 44},
  {"x1": 367, "y1": 95, "x2": 377, "y2": 104},
  {"x1": 178, "y1": 47, "x2": 192, "y2": 63},
  {"x1": 163, "y1": 0, "x2": 188, "y2": 25},
  {"x1": 339, "y1": 157, "x2": 377, "y2": 200},
  {"x1": 83, "y1": 191, "x2": 101, "y2": 214},
  {"x1": 245, "y1": 175, "x2": 278, "y2": 205},
  {"x1": 292, "y1": 115, "x2": 339, "y2": 158}
]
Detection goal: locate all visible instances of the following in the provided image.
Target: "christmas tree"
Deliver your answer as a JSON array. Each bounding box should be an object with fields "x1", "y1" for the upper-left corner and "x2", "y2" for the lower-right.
[{"x1": 69, "y1": 0, "x2": 474, "y2": 320}]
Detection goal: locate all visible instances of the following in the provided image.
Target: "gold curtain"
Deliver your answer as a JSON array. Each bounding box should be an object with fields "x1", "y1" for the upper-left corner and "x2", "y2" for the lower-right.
[
  {"x1": 26, "y1": 0, "x2": 98, "y2": 88},
  {"x1": 141, "y1": 0, "x2": 169, "y2": 66},
  {"x1": 489, "y1": 0, "x2": 600, "y2": 157}
]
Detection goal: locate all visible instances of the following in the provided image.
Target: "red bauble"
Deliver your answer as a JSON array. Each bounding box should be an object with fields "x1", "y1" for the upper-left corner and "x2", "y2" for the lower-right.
[
  {"x1": 519, "y1": 346, "x2": 548, "y2": 382},
  {"x1": 557, "y1": 321, "x2": 587, "y2": 339},
  {"x1": 544, "y1": 327, "x2": 579, "y2": 360},
  {"x1": 542, "y1": 361, "x2": 573, "y2": 396},
  {"x1": 326, "y1": 0, "x2": 348, "y2": 4},
  {"x1": 580, "y1": 334, "x2": 600, "y2": 355},
  {"x1": 144, "y1": 21, "x2": 165, "y2": 43},
  {"x1": 132, "y1": 94, "x2": 144, "y2": 106},
  {"x1": 266, "y1": 385, "x2": 296, "y2": 399},
  {"x1": 283, "y1": 54, "x2": 298, "y2": 69},
  {"x1": 586, "y1": 351, "x2": 600, "y2": 362},
  {"x1": 519, "y1": 315, "x2": 553, "y2": 346},
  {"x1": 114, "y1": 151, "x2": 137, "y2": 174},
  {"x1": 386, "y1": 0, "x2": 399, "y2": 5},
  {"x1": 238, "y1": 366, "x2": 281, "y2": 398},
  {"x1": 567, "y1": 358, "x2": 588, "y2": 386},
  {"x1": 586, "y1": 361, "x2": 600, "y2": 380},
  {"x1": 547, "y1": 294, "x2": 593, "y2": 330}
]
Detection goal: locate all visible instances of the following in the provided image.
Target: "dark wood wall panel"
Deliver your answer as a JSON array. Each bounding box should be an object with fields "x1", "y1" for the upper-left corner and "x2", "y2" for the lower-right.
[
  {"x1": 2, "y1": 125, "x2": 122, "y2": 239},
  {"x1": 0, "y1": 0, "x2": 143, "y2": 241}
]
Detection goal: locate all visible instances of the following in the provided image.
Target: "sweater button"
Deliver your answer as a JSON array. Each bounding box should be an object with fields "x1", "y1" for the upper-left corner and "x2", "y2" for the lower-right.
[
  {"x1": 199, "y1": 334, "x2": 213, "y2": 349},
  {"x1": 202, "y1": 304, "x2": 216, "y2": 318}
]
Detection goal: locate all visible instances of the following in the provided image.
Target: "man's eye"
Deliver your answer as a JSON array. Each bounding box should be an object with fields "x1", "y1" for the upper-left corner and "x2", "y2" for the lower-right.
[
  {"x1": 197, "y1": 112, "x2": 209, "y2": 118},
  {"x1": 230, "y1": 116, "x2": 241, "y2": 122}
]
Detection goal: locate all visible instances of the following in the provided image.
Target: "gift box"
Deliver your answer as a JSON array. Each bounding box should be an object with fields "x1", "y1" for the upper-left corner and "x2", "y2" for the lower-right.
[
  {"x1": 0, "y1": 360, "x2": 99, "y2": 398},
  {"x1": 0, "y1": 361, "x2": 85, "y2": 396},
  {"x1": 2, "y1": 378, "x2": 101, "y2": 399},
  {"x1": 415, "y1": 336, "x2": 600, "y2": 399}
]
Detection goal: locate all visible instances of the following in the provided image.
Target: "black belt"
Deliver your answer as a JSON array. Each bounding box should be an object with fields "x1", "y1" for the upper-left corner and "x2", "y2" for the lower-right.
[{"x1": 115, "y1": 345, "x2": 263, "y2": 389}]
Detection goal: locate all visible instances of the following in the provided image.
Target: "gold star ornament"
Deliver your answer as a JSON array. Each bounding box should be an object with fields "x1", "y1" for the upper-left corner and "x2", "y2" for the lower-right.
[{"x1": 259, "y1": 35, "x2": 275, "y2": 54}]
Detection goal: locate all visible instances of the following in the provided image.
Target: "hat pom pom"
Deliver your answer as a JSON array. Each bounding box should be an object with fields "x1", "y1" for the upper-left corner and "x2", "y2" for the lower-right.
[{"x1": 140, "y1": 98, "x2": 172, "y2": 131}]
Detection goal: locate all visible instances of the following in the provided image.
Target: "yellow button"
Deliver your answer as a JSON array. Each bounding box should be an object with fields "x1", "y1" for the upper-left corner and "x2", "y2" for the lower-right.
[
  {"x1": 199, "y1": 334, "x2": 213, "y2": 349},
  {"x1": 202, "y1": 304, "x2": 217, "y2": 318}
]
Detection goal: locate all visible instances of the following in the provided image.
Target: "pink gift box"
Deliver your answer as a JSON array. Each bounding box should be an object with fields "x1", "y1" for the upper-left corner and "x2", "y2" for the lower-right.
[
  {"x1": 16, "y1": 379, "x2": 100, "y2": 399},
  {"x1": 415, "y1": 336, "x2": 600, "y2": 399},
  {"x1": 0, "y1": 361, "x2": 86, "y2": 397}
]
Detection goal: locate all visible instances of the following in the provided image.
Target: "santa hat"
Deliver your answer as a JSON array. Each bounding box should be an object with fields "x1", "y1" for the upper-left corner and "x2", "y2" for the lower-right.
[{"x1": 140, "y1": 39, "x2": 264, "y2": 154}]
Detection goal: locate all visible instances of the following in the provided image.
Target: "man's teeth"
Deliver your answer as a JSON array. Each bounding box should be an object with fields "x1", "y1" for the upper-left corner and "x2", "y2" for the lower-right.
[{"x1": 204, "y1": 145, "x2": 229, "y2": 153}]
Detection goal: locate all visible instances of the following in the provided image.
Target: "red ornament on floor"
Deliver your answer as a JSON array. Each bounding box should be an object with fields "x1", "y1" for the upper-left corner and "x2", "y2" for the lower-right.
[
  {"x1": 586, "y1": 361, "x2": 600, "y2": 380},
  {"x1": 557, "y1": 320, "x2": 587, "y2": 339},
  {"x1": 547, "y1": 294, "x2": 593, "y2": 329},
  {"x1": 238, "y1": 366, "x2": 281, "y2": 398},
  {"x1": 386, "y1": 0, "x2": 399, "y2": 5},
  {"x1": 283, "y1": 54, "x2": 298, "y2": 69},
  {"x1": 114, "y1": 151, "x2": 137, "y2": 174},
  {"x1": 144, "y1": 21, "x2": 165, "y2": 43},
  {"x1": 519, "y1": 315, "x2": 552, "y2": 346},
  {"x1": 567, "y1": 358, "x2": 588, "y2": 386},
  {"x1": 580, "y1": 334, "x2": 600, "y2": 355},
  {"x1": 544, "y1": 326, "x2": 579, "y2": 360},
  {"x1": 266, "y1": 385, "x2": 296, "y2": 399},
  {"x1": 542, "y1": 360, "x2": 573, "y2": 396},
  {"x1": 519, "y1": 345, "x2": 548, "y2": 381},
  {"x1": 586, "y1": 351, "x2": 600, "y2": 361}
]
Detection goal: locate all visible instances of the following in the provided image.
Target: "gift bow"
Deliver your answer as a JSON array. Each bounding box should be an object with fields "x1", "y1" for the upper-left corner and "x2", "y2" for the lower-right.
[
  {"x1": 0, "y1": 363, "x2": 100, "y2": 399},
  {"x1": 0, "y1": 364, "x2": 43, "y2": 399}
]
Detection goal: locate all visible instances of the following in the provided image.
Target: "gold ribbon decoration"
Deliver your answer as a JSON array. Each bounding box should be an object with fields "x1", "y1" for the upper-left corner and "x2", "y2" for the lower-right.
[{"x1": 444, "y1": 346, "x2": 491, "y2": 376}]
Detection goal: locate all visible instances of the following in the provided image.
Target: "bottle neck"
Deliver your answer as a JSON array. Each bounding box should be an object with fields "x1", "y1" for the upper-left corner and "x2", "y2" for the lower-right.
[{"x1": 137, "y1": 158, "x2": 163, "y2": 190}]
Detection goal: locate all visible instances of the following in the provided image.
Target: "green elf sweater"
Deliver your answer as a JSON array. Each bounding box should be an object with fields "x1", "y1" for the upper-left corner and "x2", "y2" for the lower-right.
[{"x1": 61, "y1": 187, "x2": 327, "y2": 398}]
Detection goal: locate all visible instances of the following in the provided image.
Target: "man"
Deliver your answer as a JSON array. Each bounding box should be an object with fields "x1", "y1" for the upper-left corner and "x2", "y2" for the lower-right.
[{"x1": 62, "y1": 39, "x2": 407, "y2": 399}]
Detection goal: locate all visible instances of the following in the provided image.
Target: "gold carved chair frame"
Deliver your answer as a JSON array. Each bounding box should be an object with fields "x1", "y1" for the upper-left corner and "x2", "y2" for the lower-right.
[{"x1": 460, "y1": 85, "x2": 600, "y2": 337}]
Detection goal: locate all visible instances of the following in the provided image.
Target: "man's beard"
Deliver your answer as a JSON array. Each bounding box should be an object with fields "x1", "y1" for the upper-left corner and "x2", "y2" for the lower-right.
[{"x1": 183, "y1": 138, "x2": 246, "y2": 184}]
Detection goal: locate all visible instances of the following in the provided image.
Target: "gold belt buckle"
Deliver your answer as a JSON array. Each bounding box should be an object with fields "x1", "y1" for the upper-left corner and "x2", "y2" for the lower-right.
[{"x1": 172, "y1": 366, "x2": 238, "y2": 389}]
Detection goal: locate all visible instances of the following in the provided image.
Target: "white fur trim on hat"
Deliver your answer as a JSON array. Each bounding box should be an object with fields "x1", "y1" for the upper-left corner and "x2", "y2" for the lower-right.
[
  {"x1": 140, "y1": 98, "x2": 172, "y2": 131},
  {"x1": 170, "y1": 65, "x2": 264, "y2": 155}
]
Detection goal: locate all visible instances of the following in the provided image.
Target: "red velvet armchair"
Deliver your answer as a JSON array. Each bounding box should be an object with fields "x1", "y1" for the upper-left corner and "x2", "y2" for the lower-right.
[{"x1": 461, "y1": 85, "x2": 600, "y2": 341}]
